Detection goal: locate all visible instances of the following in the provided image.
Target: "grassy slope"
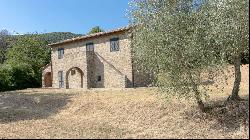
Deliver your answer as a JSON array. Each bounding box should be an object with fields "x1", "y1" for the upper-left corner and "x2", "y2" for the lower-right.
[{"x1": 0, "y1": 65, "x2": 249, "y2": 139}]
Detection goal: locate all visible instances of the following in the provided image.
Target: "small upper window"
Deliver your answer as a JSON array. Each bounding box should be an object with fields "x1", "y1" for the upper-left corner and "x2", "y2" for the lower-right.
[
  {"x1": 71, "y1": 70, "x2": 76, "y2": 75},
  {"x1": 110, "y1": 38, "x2": 119, "y2": 52},
  {"x1": 97, "y1": 76, "x2": 102, "y2": 82},
  {"x1": 58, "y1": 48, "x2": 64, "y2": 59},
  {"x1": 86, "y1": 43, "x2": 94, "y2": 52}
]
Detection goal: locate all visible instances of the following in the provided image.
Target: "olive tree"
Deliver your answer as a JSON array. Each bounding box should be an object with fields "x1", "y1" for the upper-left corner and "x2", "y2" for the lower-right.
[
  {"x1": 128, "y1": 0, "x2": 225, "y2": 112},
  {"x1": 207, "y1": 0, "x2": 249, "y2": 100}
]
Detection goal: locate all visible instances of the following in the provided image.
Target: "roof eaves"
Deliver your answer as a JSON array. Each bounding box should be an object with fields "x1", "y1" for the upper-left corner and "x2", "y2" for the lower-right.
[{"x1": 48, "y1": 26, "x2": 131, "y2": 47}]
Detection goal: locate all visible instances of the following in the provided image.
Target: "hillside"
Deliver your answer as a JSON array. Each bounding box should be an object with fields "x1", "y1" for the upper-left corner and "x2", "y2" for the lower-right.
[
  {"x1": 0, "y1": 65, "x2": 248, "y2": 139},
  {"x1": 10, "y1": 32, "x2": 83, "y2": 44},
  {"x1": 0, "y1": 31, "x2": 82, "y2": 64}
]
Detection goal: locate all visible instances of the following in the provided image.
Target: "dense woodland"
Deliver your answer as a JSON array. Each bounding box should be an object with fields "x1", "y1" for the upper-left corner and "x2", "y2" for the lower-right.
[{"x1": 0, "y1": 30, "x2": 82, "y2": 91}]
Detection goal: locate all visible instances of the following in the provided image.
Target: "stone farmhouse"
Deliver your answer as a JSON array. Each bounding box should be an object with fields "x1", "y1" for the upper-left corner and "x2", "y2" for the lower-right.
[{"x1": 42, "y1": 26, "x2": 152, "y2": 89}]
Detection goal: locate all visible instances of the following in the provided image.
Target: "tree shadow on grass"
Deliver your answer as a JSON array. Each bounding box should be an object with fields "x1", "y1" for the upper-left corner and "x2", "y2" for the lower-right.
[
  {"x1": 183, "y1": 94, "x2": 249, "y2": 132},
  {"x1": 0, "y1": 91, "x2": 73, "y2": 123}
]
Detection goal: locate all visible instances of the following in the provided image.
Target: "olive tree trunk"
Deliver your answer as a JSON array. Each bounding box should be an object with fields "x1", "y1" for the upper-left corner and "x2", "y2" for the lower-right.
[
  {"x1": 188, "y1": 70, "x2": 205, "y2": 112},
  {"x1": 193, "y1": 84, "x2": 205, "y2": 112},
  {"x1": 228, "y1": 56, "x2": 242, "y2": 101}
]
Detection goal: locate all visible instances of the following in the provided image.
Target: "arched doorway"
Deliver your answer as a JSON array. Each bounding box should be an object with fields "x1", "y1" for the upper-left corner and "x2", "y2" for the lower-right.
[
  {"x1": 66, "y1": 67, "x2": 84, "y2": 89},
  {"x1": 44, "y1": 72, "x2": 52, "y2": 87}
]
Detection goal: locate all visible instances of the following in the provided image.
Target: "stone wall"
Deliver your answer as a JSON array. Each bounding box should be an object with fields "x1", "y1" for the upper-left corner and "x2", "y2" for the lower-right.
[
  {"x1": 51, "y1": 43, "x2": 88, "y2": 89},
  {"x1": 94, "y1": 52, "x2": 126, "y2": 88},
  {"x1": 67, "y1": 68, "x2": 83, "y2": 89},
  {"x1": 87, "y1": 32, "x2": 133, "y2": 88}
]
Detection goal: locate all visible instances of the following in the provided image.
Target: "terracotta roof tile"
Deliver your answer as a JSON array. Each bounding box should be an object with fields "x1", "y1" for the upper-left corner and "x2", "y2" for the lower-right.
[{"x1": 48, "y1": 26, "x2": 131, "y2": 47}]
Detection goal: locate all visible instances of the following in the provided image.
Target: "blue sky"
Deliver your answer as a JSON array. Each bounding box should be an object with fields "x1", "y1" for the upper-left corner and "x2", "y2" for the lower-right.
[{"x1": 0, "y1": 0, "x2": 130, "y2": 35}]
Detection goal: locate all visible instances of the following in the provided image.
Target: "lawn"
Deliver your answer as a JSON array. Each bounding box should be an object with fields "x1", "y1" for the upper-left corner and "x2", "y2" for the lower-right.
[{"x1": 0, "y1": 65, "x2": 249, "y2": 139}]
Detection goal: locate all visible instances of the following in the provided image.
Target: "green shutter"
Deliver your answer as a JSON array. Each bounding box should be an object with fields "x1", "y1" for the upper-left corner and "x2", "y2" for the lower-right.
[{"x1": 110, "y1": 38, "x2": 119, "y2": 52}]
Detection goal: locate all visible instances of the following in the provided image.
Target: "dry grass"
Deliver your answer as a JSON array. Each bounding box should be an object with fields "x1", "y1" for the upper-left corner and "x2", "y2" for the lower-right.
[{"x1": 0, "y1": 65, "x2": 249, "y2": 139}]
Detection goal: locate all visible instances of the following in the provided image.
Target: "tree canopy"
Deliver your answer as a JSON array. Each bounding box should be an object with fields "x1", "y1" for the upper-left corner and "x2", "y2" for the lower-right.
[
  {"x1": 87, "y1": 26, "x2": 104, "y2": 35},
  {"x1": 207, "y1": 0, "x2": 249, "y2": 100},
  {"x1": 0, "y1": 31, "x2": 82, "y2": 91},
  {"x1": 128, "y1": 0, "x2": 249, "y2": 111}
]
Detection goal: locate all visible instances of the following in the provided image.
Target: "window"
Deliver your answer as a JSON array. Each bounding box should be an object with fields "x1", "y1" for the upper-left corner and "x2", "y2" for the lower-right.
[
  {"x1": 86, "y1": 43, "x2": 94, "y2": 52},
  {"x1": 71, "y1": 70, "x2": 76, "y2": 75},
  {"x1": 58, "y1": 71, "x2": 64, "y2": 88},
  {"x1": 58, "y1": 48, "x2": 64, "y2": 59},
  {"x1": 110, "y1": 38, "x2": 119, "y2": 52},
  {"x1": 97, "y1": 76, "x2": 102, "y2": 82}
]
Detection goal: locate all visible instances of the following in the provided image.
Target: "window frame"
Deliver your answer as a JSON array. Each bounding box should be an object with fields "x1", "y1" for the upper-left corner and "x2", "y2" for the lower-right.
[
  {"x1": 58, "y1": 71, "x2": 64, "y2": 88},
  {"x1": 110, "y1": 38, "x2": 120, "y2": 52},
  {"x1": 86, "y1": 42, "x2": 94, "y2": 52},
  {"x1": 58, "y1": 48, "x2": 64, "y2": 59}
]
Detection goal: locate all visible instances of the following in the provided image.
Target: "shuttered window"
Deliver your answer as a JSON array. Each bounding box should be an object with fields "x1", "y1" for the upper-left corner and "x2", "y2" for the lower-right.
[
  {"x1": 58, "y1": 48, "x2": 64, "y2": 59},
  {"x1": 97, "y1": 76, "x2": 102, "y2": 82},
  {"x1": 86, "y1": 43, "x2": 94, "y2": 52},
  {"x1": 58, "y1": 71, "x2": 64, "y2": 88},
  {"x1": 110, "y1": 38, "x2": 119, "y2": 52}
]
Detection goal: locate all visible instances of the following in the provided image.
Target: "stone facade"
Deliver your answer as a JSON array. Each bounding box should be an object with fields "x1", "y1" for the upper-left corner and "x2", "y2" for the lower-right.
[{"x1": 43, "y1": 27, "x2": 152, "y2": 89}]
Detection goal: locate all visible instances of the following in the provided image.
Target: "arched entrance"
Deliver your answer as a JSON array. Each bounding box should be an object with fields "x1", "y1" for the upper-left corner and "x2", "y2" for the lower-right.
[
  {"x1": 44, "y1": 72, "x2": 52, "y2": 87},
  {"x1": 66, "y1": 67, "x2": 84, "y2": 89}
]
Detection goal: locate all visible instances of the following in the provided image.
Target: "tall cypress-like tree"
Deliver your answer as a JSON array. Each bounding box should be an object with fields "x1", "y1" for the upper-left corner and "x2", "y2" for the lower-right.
[
  {"x1": 87, "y1": 26, "x2": 104, "y2": 35},
  {"x1": 0, "y1": 29, "x2": 10, "y2": 64}
]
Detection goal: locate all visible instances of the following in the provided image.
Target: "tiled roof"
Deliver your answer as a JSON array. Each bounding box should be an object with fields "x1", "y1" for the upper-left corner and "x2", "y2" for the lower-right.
[{"x1": 48, "y1": 26, "x2": 131, "y2": 47}]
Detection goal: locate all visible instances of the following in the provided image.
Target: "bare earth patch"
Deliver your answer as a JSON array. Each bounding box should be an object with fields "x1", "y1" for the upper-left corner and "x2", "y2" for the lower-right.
[{"x1": 0, "y1": 65, "x2": 249, "y2": 139}]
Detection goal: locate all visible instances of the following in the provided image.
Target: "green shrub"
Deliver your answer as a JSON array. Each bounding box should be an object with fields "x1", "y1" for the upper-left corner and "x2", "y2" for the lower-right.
[
  {"x1": 0, "y1": 64, "x2": 41, "y2": 92},
  {"x1": 10, "y1": 64, "x2": 40, "y2": 90},
  {"x1": 0, "y1": 64, "x2": 12, "y2": 91}
]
